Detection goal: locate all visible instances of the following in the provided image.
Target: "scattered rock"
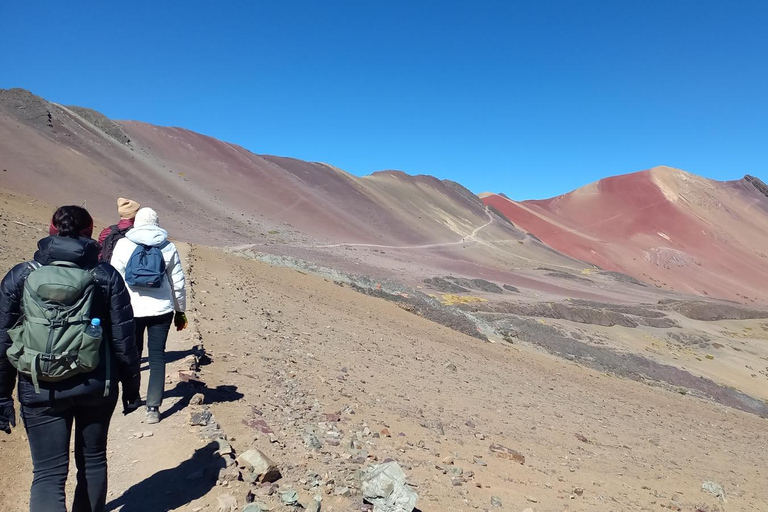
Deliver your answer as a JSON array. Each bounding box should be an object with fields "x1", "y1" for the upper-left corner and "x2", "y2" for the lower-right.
[
  {"x1": 190, "y1": 410, "x2": 213, "y2": 426},
  {"x1": 574, "y1": 433, "x2": 589, "y2": 443},
  {"x1": 447, "y1": 466, "x2": 463, "y2": 476},
  {"x1": 190, "y1": 393, "x2": 205, "y2": 405},
  {"x1": 238, "y1": 449, "x2": 282, "y2": 483},
  {"x1": 361, "y1": 461, "x2": 419, "y2": 512},
  {"x1": 420, "y1": 419, "x2": 445, "y2": 436},
  {"x1": 335, "y1": 486, "x2": 352, "y2": 497},
  {"x1": 214, "y1": 438, "x2": 233, "y2": 457},
  {"x1": 305, "y1": 495, "x2": 322, "y2": 512},
  {"x1": 702, "y1": 481, "x2": 726, "y2": 501},
  {"x1": 179, "y1": 370, "x2": 204, "y2": 384},
  {"x1": 199, "y1": 423, "x2": 226, "y2": 440},
  {"x1": 243, "y1": 416, "x2": 275, "y2": 434},
  {"x1": 216, "y1": 494, "x2": 237, "y2": 512},
  {"x1": 573, "y1": 487, "x2": 584, "y2": 496},
  {"x1": 525, "y1": 496, "x2": 538, "y2": 503},
  {"x1": 473, "y1": 457, "x2": 487, "y2": 466},
  {"x1": 490, "y1": 495, "x2": 502, "y2": 507},
  {"x1": 280, "y1": 490, "x2": 299, "y2": 506},
  {"x1": 217, "y1": 464, "x2": 240, "y2": 483},
  {"x1": 243, "y1": 503, "x2": 271, "y2": 512},
  {"x1": 446, "y1": 362, "x2": 457, "y2": 372},
  {"x1": 489, "y1": 444, "x2": 525, "y2": 464},
  {"x1": 692, "y1": 504, "x2": 724, "y2": 512},
  {"x1": 304, "y1": 432, "x2": 323, "y2": 451}
]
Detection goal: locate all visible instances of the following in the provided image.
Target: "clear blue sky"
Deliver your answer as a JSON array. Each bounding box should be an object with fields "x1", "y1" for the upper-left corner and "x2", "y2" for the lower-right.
[{"x1": 2, "y1": 1, "x2": 766, "y2": 199}]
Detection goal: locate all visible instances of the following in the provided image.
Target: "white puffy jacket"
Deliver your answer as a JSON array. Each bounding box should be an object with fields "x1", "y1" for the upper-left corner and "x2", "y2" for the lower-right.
[{"x1": 110, "y1": 225, "x2": 186, "y2": 318}]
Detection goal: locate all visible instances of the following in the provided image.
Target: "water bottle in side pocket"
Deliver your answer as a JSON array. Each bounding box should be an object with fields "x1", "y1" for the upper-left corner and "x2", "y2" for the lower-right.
[{"x1": 85, "y1": 318, "x2": 102, "y2": 340}]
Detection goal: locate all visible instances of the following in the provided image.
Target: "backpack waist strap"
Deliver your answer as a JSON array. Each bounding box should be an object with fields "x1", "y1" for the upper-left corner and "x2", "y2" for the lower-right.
[{"x1": 25, "y1": 317, "x2": 90, "y2": 327}]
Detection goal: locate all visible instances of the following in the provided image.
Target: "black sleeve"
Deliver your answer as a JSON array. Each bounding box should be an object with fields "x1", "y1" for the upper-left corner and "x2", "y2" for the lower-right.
[
  {"x1": 0, "y1": 263, "x2": 32, "y2": 402},
  {"x1": 99, "y1": 265, "x2": 140, "y2": 385}
]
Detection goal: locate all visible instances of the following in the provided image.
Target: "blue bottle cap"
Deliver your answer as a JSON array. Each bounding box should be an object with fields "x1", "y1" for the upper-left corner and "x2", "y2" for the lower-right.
[{"x1": 91, "y1": 318, "x2": 101, "y2": 326}]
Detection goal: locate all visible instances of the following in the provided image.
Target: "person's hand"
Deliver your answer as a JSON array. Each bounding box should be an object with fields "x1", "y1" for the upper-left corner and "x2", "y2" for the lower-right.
[
  {"x1": 174, "y1": 311, "x2": 188, "y2": 332},
  {"x1": 122, "y1": 374, "x2": 141, "y2": 415},
  {"x1": 0, "y1": 400, "x2": 16, "y2": 434}
]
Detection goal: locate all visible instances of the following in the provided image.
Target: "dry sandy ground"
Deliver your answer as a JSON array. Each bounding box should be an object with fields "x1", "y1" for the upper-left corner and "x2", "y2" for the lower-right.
[
  {"x1": 1, "y1": 191, "x2": 767, "y2": 512},
  {"x1": 180, "y1": 246, "x2": 768, "y2": 511}
]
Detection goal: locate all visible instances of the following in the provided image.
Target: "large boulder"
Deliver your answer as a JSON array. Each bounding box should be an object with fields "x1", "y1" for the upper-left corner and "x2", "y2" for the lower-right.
[
  {"x1": 361, "y1": 461, "x2": 418, "y2": 512},
  {"x1": 237, "y1": 449, "x2": 281, "y2": 483}
]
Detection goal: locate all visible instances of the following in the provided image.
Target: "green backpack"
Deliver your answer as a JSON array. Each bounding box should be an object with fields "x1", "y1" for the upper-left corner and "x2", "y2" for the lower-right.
[{"x1": 7, "y1": 261, "x2": 108, "y2": 394}]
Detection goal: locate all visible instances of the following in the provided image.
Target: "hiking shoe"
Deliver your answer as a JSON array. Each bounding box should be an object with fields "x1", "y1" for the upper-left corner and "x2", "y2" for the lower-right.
[{"x1": 146, "y1": 407, "x2": 160, "y2": 424}]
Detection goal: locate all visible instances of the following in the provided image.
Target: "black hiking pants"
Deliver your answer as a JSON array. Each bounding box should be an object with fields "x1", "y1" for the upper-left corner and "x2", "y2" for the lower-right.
[
  {"x1": 22, "y1": 394, "x2": 118, "y2": 512},
  {"x1": 134, "y1": 312, "x2": 173, "y2": 409}
]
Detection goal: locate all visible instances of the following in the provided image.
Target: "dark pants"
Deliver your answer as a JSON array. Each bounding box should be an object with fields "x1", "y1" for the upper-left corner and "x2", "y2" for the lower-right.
[
  {"x1": 135, "y1": 312, "x2": 173, "y2": 408},
  {"x1": 22, "y1": 394, "x2": 118, "y2": 512}
]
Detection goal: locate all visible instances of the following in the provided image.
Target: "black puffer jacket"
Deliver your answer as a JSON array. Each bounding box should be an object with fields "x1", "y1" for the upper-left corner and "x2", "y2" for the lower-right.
[{"x1": 0, "y1": 236, "x2": 140, "y2": 407}]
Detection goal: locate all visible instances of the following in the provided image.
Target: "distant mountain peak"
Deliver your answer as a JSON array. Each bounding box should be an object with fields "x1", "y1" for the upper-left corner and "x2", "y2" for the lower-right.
[
  {"x1": 744, "y1": 174, "x2": 768, "y2": 199},
  {"x1": 65, "y1": 105, "x2": 131, "y2": 145}
]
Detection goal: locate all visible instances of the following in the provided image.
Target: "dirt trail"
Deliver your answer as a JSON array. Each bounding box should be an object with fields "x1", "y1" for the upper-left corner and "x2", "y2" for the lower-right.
[
  {"x1": 283, "y1": 207, "x2": 495, "y2": 251},
  {"x1": 0, "y1": 318, "x2": 208, "y2": 512},
  {"x1": 0, "y1": 197, "x2": 227, "y2": 512}
]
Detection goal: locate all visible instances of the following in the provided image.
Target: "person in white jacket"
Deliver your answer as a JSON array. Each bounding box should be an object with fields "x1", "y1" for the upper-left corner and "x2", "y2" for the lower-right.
[{"x1": 110, "y1": 208, "x2": 187, "y2": 424}]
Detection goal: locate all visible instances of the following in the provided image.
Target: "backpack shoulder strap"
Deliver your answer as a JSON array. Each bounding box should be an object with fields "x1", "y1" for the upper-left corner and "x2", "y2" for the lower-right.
[
  {"x1": 110, "y1": 224, "x2": 131, "y2": 236},
  {"x1": 50, "y1": 261, "x2": 82, "y2": 269},
  {"x1": 20, "y1": 261, "x2": 42, "y2": 287}
]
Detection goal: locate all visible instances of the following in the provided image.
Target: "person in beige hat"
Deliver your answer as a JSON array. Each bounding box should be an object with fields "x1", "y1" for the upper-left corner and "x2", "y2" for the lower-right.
[{"x1": 98, "y1": 198, "x2": 140, "y2": 262}]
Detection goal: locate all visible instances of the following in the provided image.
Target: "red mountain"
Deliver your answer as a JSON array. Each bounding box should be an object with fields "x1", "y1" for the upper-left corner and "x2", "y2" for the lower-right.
[{"x1": 481, "y1": 167, "x2": 768, "y2": 303}]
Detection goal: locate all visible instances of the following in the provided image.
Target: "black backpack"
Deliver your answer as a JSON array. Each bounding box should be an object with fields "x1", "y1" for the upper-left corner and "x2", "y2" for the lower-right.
[{"x1": 99, "y1": 225, "x2": 131, "y2": 263}]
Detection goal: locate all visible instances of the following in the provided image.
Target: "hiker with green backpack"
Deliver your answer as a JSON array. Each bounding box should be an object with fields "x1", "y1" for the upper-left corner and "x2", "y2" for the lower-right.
[
  {"x1": 0, "y1": 205, "x2": 141, "y2": 512},
  {"x1": 110, "y1": 207, "x2": 187, "y2": 425}
]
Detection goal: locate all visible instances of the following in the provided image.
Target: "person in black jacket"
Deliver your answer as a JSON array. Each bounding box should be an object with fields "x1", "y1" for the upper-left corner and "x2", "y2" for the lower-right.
[{"x1": 0, "y1": 206, "x2": 141, "y2": 512}]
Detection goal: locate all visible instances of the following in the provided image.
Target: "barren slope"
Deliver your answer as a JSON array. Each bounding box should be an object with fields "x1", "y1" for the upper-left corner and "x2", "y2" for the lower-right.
[
  {"x1": 482, "y1": 167, "x2": 768, "y2": 304},
  {"x1": 1, "y1": 88, "x2": 645, "y2": 302}
]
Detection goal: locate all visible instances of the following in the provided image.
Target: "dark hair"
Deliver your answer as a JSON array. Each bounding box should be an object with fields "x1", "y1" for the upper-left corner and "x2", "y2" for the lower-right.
[{"x1": 52, "y1": 206, "x2": 93, "y2": 238}]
